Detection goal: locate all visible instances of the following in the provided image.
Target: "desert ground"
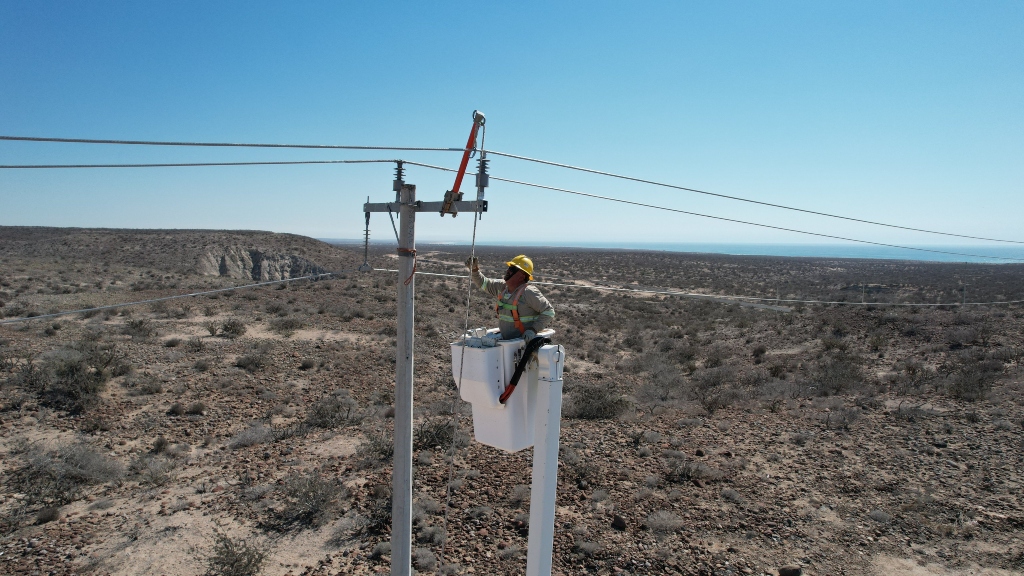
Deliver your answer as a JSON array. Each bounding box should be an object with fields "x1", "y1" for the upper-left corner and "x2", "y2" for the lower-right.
[{"x1": 1, "y1": 226, "x2": 1023, "y2": 576}]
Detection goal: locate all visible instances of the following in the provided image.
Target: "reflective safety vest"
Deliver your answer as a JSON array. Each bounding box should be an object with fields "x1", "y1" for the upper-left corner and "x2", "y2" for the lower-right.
[{"x1": 494, "y1": 283, "x2": 536, "y2": 335}]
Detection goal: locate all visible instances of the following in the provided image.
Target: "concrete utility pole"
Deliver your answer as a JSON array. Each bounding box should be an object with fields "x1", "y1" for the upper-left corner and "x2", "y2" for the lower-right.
[
  {"x1": 393, "y1": 183, "x2": 417, "y2": 576},
  {"x1": 364, "y1": 170, "x2": 488, "y2": 576}
]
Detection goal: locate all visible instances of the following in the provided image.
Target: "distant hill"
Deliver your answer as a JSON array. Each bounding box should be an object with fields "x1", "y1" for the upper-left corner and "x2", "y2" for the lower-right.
[{"x1": 0, "y1": 226, "x2": 360, "y2": 280}]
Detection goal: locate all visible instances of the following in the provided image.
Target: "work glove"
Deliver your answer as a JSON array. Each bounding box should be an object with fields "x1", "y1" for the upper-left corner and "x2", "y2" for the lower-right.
[
  {"x1": 465, "y1": 256, "x2": 480, "y2": 272},
  {"x1": 523, "y1": 329, "x2": 537, "y2": 343}
]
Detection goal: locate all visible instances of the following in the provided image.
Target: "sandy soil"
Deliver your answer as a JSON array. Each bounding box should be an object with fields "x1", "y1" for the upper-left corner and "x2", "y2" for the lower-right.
[{"x1": 1, "y1": 228, "x2": 1023, "y2": 575}]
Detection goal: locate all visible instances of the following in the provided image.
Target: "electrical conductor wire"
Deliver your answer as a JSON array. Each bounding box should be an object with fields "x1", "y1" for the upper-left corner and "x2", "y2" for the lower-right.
[
  {"x1": 482, "y1": 149, "x2": 1024, "y2": 245},
  {"x1": 0, "y1": 135, "x2": 465, "y2": 152},
  {"x1": 401, "y1": 162, "x2": 1024, "y2": 263},
  {"x1": 372, "y1": 269, "x2": 1024, "y2": 308},
  {"x1": 0, "y1": 160, "x2": 399, "y2": 169}
]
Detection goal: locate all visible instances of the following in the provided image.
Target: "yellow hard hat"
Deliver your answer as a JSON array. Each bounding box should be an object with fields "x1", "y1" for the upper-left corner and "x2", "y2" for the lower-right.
[{"x1": 505, "y1": 255, "x2": 534, "y2": 280}]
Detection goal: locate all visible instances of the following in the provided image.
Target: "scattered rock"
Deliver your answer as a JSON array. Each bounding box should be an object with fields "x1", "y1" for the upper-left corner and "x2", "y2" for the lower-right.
[
  {"x1": 611, "y1": 515, "x2": 627, "y2": 531},
  {"x1": 779, "y1": 566, "x2": 802, "y2": 576}
]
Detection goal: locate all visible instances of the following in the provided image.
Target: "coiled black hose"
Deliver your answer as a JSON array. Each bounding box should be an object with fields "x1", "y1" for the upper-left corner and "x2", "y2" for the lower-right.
[{"x1": 498, "y1": 336, "x2": 552, "y2": 404}]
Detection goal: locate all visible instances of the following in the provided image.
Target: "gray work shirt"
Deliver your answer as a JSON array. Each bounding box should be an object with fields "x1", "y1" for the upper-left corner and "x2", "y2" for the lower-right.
[{"x1": 472, "y1": 269, "x2": 555, "y2": 339}]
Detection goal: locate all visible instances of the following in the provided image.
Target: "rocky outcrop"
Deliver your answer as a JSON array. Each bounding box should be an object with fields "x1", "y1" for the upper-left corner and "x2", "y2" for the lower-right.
[
  {"x1": 196, "y1": 247, "x2": 326, "y2": 280},
  {"x1": 0, "y1": 228, "x2": 356, "y2": 279}
]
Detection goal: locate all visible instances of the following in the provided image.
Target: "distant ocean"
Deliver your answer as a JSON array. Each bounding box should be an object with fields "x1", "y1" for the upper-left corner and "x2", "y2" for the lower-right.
[{"x1": 322, "y1": 240, "x2": 1024, "y2": 264}]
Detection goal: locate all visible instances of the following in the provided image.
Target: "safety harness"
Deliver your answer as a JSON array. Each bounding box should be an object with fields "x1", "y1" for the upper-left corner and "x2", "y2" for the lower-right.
[{"x1": 494, "y1": 283, "x2": 531, "y2": 335}]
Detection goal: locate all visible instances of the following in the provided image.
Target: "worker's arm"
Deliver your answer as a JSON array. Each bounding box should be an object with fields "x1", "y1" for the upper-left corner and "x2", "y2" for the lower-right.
[
  {"x1": 471, "y1": 266, "x2": 506, "y2": 298},
  {"x1": 522, "y1": 286, "x2": 555, "y2": 332}
]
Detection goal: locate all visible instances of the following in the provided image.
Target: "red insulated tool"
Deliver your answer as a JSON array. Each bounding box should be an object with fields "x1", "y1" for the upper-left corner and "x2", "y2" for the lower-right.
[{"x1": 440, "y1": 110, "x2": 485, "y2": 217}]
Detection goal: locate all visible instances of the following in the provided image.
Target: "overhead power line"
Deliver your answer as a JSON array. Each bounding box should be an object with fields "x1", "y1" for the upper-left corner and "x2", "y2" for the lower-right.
[
  {"x1": 403, "y1": 162, "x2": 1024, "y2": 263},
  {"x1": 376, "y1": 268, "x2": 1024, "y2": 308},
  {"x1": 0, "y1": 160, "x2": 398, "y2": 169},
  {"x1": 483, "y1": 149, "x2": 1024, "y2": 246},
  {"x1": 4, "y1": 137, "x2": 1019, "y2": 255},
  {"x1": 0, "y1": 135, "x2": 464, "y2": 153},
  {"x1": 0, "y1": 272, "x2": 345, "y2": 326},
  {"x1": 0, "y1": 160, "x2": 399, "y2": 169}
]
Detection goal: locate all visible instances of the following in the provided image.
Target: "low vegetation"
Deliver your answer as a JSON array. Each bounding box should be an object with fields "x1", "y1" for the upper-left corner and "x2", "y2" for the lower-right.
[{"x1": 1, "y1": 231, "x2": 1023, "y2": 575}]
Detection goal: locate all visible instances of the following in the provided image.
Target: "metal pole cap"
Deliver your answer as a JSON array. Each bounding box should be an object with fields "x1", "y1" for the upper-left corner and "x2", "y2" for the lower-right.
[{"x1": 472, "y1": 110, "x2": 486, "y2": 125}]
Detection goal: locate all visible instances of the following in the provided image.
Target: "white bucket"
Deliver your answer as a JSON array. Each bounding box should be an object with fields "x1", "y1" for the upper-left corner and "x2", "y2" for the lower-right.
[{"x1": 451, "y1": 336, "x2": 534, "y2": 453}]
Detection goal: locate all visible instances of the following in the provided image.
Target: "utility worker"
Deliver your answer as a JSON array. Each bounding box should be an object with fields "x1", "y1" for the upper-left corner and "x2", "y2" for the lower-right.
[{"x1": 466, "y1": 255, "x2": 555, "y2": 341}]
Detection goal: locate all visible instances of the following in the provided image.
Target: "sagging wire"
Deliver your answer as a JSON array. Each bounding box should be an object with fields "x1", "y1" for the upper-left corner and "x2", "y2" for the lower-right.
[
  {"x1": 402, "y1": 161, "x2": 1024, "y2": 264},
  {"x1": 0, "y1": 134, "x2": 465, "y2": 153},
  {"x1": 371, "y1": 268, "x2": 1024, "y2": 309},
  {"x1": 482, "y1": 149, "x2": 1024, "y2": 246},
  {"x1": 0, "y1": 160, "x2": 399, "y2": 169},
  {"x1": 5, "y1": 132, "x2": 1020, "y2": 246}
]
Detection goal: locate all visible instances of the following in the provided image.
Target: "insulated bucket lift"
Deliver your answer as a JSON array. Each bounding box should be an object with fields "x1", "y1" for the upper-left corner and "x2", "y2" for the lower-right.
[{"x1": 452, "y1": 329, "x2": 566, "y2": 576}]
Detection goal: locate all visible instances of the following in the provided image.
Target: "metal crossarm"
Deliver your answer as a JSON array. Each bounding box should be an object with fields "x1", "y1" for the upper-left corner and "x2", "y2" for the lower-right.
[{"x1": 363, "y1": 200, "x2": 487, "y2": 213}]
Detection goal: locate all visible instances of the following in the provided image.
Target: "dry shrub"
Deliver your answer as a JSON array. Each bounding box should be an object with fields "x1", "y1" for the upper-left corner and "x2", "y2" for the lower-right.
[
  {"x1": 413, "y1": 548, "x2": 437, "y2": 571},
  {"x1": 221, "y1": 319, "x2": 247, "y2": 339},
  {"x1": 645, "y1": 510, "x2": 684, "y2": 535},
  {"x1": 122, "y1": 319, "x2": 155, "y2": 339},
  {"x1": 812, "y1": 353, "x2": 864, "y2": 396},
  {"x1": 273, "y1": 471, "x2": 347, "y2": 528},
  {"x1": 941, "y1": 350, "x2": 1002, "y2": 401},
  {"x1": 269, "y1": 317, "x2": 304, "y2": 337},
  {"x1": 414, "y1": 416, "x2": 468, "y2": 451},
  {"x1": 205, "y1": 531, "x2": 266, "y2": 576},
  {"x1": 229, "y1": 423, "x2": 275, "y2": 449},
  {"x1": 356, "y1": 429, "x2": 395, "y2": 467},
  {"x1": 305, "y1": 389, "x2": 361, "y2": 429},
  {"x1": 11, "y1": 342, "x2": 126, "y2": 414},
  {"x1": 565, "y1": 383, "x2": 630, "y2": 420},
  {"x1": 9, "y1": 443, "x2": 124, "y2": 506},
  {"x1": 663, "y1": 451, "x2": 722, "y2": 484},
  {"x1": 691, "y1": 366, "x2": 738, "y2": 415},
  {"x1": 234, "y1": 355, "x2": 265, "y2": 373},
  {"x1": 125, "y1": 373, "x2": 163, "y2": 396}
]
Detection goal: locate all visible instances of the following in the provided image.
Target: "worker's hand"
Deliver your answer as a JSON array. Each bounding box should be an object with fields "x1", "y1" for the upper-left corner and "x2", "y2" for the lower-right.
[
  {"x1": 465, "y1": 256, "x2": 479, "y2": 272},
  {"x1": 523, "y1": 330, "x2": 537, "y2": 343}
]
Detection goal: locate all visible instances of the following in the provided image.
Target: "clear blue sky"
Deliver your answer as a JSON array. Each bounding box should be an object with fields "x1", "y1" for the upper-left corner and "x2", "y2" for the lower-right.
[{"x1": 1, "y1": 2, "x2": 1022, "y2": 250}]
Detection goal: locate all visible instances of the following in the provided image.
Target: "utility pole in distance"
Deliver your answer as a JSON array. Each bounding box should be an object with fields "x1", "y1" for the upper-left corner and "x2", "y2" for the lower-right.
[{"x1": 364, "y1": 169, "x2": 488, "y2": 576}]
